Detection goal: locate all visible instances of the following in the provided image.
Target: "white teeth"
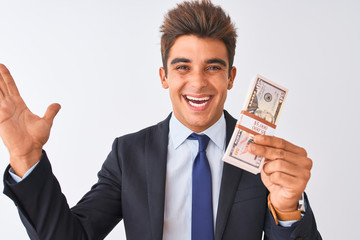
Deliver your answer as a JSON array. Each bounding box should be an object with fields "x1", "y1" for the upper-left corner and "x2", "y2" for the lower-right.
[
  {"x1": 185, "y1": 96, "x2": 210, "y2": 101},
  {"x1": 188, "y1": 101, "x2": 208, "y2": 108},
  {"x1": 185, "y1": 95, "x2": 211, "y2": 108}
]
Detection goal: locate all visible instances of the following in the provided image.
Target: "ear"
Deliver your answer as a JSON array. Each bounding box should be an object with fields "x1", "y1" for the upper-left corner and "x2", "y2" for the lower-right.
[
  {"x1": 227, "y1": 66, "x2": 237, "y2": 90},
  {"x1": 159, "y1": 67, "x2": 169, "y2": 89}
]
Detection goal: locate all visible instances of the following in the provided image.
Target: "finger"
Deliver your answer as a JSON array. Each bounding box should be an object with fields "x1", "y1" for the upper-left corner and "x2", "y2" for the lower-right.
[
  {"x1": 43, "y1": 103, "x2": 61, "y2": 124},
  {"x1": 264, "y1": 171, "x2": 308, "y2": 192},
  {"x1": 0, "y1": 85, "x2": 5, "y2": 99},
  {"x1": 249, "y1": 143, "x2": 313, "y2": 169},
  {"x1": 253, "y1": 135, "x2": 307, "y2": 156},
  {"x1": 0, "y1": 64, "x2": 20, "y2": 96},
  {"x1": 0, "y1": 71, "x2": 9, "y2": 98},
  {"x1": 262, "y1": 159, "x2": 311, "y2": 180}
]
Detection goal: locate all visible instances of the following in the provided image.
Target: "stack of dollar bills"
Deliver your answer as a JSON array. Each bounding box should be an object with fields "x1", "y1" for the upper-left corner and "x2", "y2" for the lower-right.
[{"x1": 223, "y1": 74, "x2": 288, "y2": 174}]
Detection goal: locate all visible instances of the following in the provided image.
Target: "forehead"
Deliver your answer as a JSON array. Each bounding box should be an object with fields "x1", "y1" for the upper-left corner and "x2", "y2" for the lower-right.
[{"x1": 167, "y1": 35, "x2": 228, "y2": 63}]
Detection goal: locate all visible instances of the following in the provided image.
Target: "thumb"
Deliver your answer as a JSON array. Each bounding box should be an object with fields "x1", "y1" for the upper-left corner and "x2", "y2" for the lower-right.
[{"x1": 43, "y1": 103, "x2": 61, "y2": 124}]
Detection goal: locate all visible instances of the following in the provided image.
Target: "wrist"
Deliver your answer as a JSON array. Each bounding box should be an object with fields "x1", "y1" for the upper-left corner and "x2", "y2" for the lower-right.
[
  {"x1": 267, "y1": 194, "x2": 302, "y2": 225},
  {"x1": 10, "y1": 149, "x2": 42, "y2": 178},
  {"x1": 269, "y1": 194, "x2": 300, "y2": 212}
]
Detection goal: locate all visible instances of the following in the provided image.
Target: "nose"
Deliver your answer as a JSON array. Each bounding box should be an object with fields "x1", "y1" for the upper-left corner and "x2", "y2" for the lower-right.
[{"x1": 189, "y1": 68, "x2": 208, "y2": 89}]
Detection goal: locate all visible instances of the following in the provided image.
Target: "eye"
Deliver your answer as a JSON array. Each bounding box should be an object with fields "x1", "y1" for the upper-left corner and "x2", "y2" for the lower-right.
[
  {"x1": 206, "y1": 65, "x2": 222, "y2": 71},
  {"x1": 176, "y1": 65, "x2": 189, "y2": 71}
]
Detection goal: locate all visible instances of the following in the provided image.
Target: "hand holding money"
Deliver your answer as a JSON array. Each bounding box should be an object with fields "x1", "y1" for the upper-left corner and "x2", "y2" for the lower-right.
[
  {"x1": 223, "y1": 74, "x2": 312, "y2": 211},
  {"x1": 249, "y1": 135, "x2": 312, "y2": 211}
]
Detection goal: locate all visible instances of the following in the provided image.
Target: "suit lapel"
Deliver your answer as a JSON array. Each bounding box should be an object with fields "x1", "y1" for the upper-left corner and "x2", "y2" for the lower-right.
[
  {"x1": 145, "y1": 114, "x2": 171, "y2": 240},
  {"x1": 215, "y1": 111, "x2": 244, "y2": 240}
]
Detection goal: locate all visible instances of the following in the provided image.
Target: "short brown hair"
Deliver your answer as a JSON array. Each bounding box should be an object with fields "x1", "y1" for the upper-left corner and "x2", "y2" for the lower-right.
[{"x1": 160, "y1": 0, "x2": 237, "y2": 76}]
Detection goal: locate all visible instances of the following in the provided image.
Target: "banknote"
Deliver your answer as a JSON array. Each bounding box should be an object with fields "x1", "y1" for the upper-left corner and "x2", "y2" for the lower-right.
[{"x1": 223, "y1": 74, "x2": 288, "y2": 174}]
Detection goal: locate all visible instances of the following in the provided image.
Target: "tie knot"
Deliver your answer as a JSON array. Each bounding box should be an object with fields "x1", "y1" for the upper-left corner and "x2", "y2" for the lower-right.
[{"x1": 188, "y1": 133, "x2": 210, "y2": 152}]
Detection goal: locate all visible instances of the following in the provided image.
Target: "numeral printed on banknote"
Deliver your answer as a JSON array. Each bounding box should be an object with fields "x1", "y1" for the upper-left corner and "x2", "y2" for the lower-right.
[{"x1": 223, "y1": 74, "x2": 288, "y2": 174}]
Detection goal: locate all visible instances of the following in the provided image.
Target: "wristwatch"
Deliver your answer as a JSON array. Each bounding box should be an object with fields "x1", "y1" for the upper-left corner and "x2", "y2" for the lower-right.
[{"x1": 298, "y1": 192, "x2": 306, "y2": 213}]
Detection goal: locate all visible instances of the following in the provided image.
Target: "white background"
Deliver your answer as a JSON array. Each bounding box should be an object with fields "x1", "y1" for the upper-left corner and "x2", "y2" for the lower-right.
[{"x1": 0, "y1": 0, "x2": 359, "y2": 239}]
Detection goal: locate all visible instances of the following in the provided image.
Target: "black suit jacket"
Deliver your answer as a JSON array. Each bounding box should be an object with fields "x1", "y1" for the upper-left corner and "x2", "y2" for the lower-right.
[{"x1": 3, "y1": 111, "x2": 322, "y2": 240}]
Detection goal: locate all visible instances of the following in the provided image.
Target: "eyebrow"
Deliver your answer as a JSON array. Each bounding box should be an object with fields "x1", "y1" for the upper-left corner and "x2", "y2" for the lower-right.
[
  {"x1": 170, "y1": 58, "x2": 191, "y2": 65},
  {"x1": 206, "y1": 58, "x2": 227, "y2": 67}
]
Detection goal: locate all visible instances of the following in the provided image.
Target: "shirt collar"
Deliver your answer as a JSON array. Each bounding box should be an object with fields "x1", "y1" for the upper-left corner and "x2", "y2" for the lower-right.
[{"x1": 169, "y1": 112, "x2": 226, "y2": 151}]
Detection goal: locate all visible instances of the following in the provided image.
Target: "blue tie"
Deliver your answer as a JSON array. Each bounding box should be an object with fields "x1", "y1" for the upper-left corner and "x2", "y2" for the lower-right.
[{"x1": 188, "y1": 133, "x2": 214, "y2": 240}]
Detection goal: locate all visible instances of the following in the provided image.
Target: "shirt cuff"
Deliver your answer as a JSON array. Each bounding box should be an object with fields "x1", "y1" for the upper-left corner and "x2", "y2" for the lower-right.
[
  {"x1": 9, "y1": 161, "x2": 40, "y2": 183},
  {"x1": 267, "y1": 194, "x2": 302, "y2": 226}
]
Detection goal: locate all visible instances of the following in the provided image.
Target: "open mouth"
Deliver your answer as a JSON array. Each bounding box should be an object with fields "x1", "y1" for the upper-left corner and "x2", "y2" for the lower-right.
[{"x1": 184, "y1": 95, "x2": 213, "y2": 109}]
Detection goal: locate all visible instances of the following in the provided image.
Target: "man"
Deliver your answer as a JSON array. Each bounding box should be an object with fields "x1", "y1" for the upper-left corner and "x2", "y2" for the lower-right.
[{"x1": 0, "y1": 0, "x2": 321, "y2": 239}]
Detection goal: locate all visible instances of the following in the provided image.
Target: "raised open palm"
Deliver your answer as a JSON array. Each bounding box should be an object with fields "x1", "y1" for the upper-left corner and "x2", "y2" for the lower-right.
[{"x1": 0, "y1": 64, "x2": 60, "y2": 176}]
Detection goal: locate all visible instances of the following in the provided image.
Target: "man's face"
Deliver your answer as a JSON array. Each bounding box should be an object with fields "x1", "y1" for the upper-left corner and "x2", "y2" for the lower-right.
[{"x1": 159, "y1": 35, "x2": 236, "y2": 133}]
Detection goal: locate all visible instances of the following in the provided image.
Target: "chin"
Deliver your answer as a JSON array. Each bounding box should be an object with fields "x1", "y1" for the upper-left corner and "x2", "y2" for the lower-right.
[{"x1": 186, "y1": 116, "x2": 213, "y2": 132}]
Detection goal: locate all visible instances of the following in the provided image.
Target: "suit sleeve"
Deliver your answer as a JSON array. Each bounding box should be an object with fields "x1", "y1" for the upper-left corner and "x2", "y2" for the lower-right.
[
  {"x1": 3, "y1": 139, "x2": 123, "y2": 240},
  {"x1": 264, "y1": 193, "x2": 322, "y2": 240}
]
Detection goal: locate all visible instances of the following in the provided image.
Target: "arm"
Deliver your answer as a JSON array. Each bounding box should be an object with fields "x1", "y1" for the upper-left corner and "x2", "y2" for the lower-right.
[
  {"x1": 4, "y1": 141, "x2": 123, "y2": 240},
  {"x1": 0, "y1": 64, "x2": 122, "y2": 239}
]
